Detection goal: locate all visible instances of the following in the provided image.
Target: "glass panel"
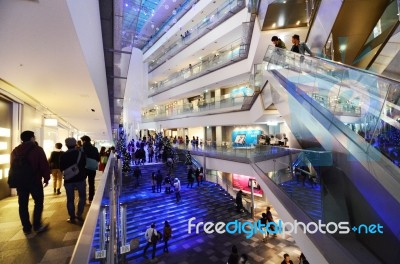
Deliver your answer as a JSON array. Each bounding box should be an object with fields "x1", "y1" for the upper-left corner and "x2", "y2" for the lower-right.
[
  {"x1": 263, "y1": 45, "x2": 400, "y2": 176},
  {"x1": 147, "y1": 0, "x2": 245, "y2": 72},
  {"x1": 148, "y1": 26, "x2": 253, "y2": 95}
]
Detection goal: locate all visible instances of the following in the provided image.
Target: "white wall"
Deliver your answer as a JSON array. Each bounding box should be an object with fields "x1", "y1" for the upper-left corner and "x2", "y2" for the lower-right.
[{"x1": 188, "y1": 127, "x2": 204, "y2": 141}]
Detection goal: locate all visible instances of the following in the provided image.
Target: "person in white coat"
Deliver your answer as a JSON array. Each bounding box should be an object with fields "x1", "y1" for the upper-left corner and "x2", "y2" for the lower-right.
[{"x1": 143, "y1": 223, "x2": 158, "y2": 259}]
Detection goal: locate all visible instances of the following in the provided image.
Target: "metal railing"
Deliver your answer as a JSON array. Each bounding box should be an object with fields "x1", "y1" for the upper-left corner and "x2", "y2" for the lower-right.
[
  {"x1": 148, "y1": 29, "x2": 253, "y2": 96},
  {"x1": 147, "y1": 0, "x2": 245, "y2": 72},
  {"x1": 141, "y1": 94, "x2": 246, "y2": 122},
  {"x1": 70, "y1": 155, "x2": 133, "y2": 264}
]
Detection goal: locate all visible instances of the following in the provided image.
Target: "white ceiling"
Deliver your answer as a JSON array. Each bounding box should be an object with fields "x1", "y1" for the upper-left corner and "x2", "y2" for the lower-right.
[{"x1": 0, "y1": 0, "x2": 112, "y2": 141}]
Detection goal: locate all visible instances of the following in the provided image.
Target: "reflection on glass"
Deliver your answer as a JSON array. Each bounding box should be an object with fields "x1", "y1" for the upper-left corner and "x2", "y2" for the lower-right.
[{"x1": 263, "y1": 45, "x2": 400, "y2": 170}]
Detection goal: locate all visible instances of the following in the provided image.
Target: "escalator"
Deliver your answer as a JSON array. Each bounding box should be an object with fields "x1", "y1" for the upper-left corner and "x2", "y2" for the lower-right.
[{"x1": 262, "y1": 46, "x2": 400, "y2": 262}]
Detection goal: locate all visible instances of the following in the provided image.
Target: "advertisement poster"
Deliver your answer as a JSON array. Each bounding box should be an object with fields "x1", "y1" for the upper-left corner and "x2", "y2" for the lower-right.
[
  {"x1": 232, "y1": 174, "x2": 263, "y2": 197},
  {"x1": 231, "y1": 129, "x2": 262, "y2": 146}
]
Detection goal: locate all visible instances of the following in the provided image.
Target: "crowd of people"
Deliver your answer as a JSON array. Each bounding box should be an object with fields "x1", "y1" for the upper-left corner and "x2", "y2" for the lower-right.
[{"x1": 8, "y1": 130, "x2": 111, "y2": 234}]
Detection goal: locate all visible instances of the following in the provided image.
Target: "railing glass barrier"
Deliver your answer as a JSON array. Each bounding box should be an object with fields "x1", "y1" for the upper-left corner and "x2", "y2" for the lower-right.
[
  {"x1": 149, "y1": 29, "x2": 252, "y2": 96},
  {"x1": 70, "y1": 156, "x2": 133, "y2": 264},
  {"x1": 142, "y1": 0, "x2": 199, "y2": 53},
  {"x1": 147, "y1": 0, "x2": 245, "y2": 72},
  {"x1": 263, "y1": 45, "x2": 400, "y2": 172},
  {"x1": 142, "y1": 94, "x2": 246, "y2": 122}
]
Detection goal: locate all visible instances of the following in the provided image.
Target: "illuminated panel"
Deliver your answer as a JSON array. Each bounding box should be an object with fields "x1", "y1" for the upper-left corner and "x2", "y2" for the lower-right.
[
  {"x1": 0, "y1": 154, "x2": 10, "y2": 165},
  {"x1": 0, "y1": 142, "x2": 7, "y2": 150},
  {"x1": 0, "y1": 170, "x2": 2, "y2": 180},
  {"x1": 0, "y1": 128, "x2": 11, "y2": 137},
  {"x1": 4, "y1": 168, "x2": 9, "y2": 178},
  {"x1": 44, "y1": 119, "x2": 58, "y2": 126}
]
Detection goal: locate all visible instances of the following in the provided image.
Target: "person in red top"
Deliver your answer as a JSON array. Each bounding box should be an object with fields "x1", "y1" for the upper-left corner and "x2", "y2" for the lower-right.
[{"x1": 10, "y1": 130, "x2": 50, "y2": 235}]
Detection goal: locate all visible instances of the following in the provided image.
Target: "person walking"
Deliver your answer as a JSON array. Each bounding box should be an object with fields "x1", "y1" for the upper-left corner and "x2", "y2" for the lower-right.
[
  {"x1": 133, "y1": 166, "x2": 141, "y2": 188},
  {"x1": 227, "y1": 245, "x2": 240, "y2": 264},
  {"x1": 9, "y1": 131, "x2": 50, "y2": 234},
  {"x1": 60, "y1": 137, "x2": 87, "y2": 223},
  {"x1": 48, "y1": 142, "x2": 64, "y2": 195},
  {"x1": 290, "y1": 34, "x2": 313, "y2": 56},
  {"x1": 143, "y1": 223, "x2": 158, "y2": 259},
  {"x1": 271, "y1": 36, "x2": 286, "y2": 49},
  {"x1": 173, "y1": 178, "x2": 181, "y2": 202},
  {"x1": 236, "y1": 190, "x2": 245, "y2": 212},
  {"x1": 195, "y1": 167, "x2": 200, "y2": 187},
  {"x1": 163, "y1": 221, "x2": 172, "y2": 253},
  {"x1": 266, "y1": 206, "x2": 277, "y2": 237},
  {"x1": 156, "y1": 170, "x2": 163, "y2": 193},
  {"x1": 80, "y1": 135, "x2": 100, "y2": 205},
  {"x1": 151, "y1": 172, "x2": 156, "y2": 193},
  {"x1": 164, "y1": 174, "x2": 172, "y2": 194},
  {"x1": 260, "y1": 213, "x2": 268, "y2": 242},
  {"x1": 187, "y1": 167, "x2": 194, "y2": 188}
]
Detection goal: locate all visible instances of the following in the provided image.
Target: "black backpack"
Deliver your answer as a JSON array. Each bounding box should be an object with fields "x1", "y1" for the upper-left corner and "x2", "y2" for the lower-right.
[
  {"x1": 150, "y1": 229, "x2": 158, "y2": 244},
  {"x1": 8, "y1": 146, "x2": 36, "y2": 188}
]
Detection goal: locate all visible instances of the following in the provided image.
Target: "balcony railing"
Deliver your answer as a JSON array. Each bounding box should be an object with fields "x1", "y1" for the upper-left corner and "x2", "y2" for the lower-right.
[
  {"x1": 147, "y1": 0, "x2": 246, "y2": 72},
  {"x1": 142, "y1": 95, "x2": 246, "y2": 122},
  {"x1": 148, "y1": 23, "x2": 253, "y2": 97}
]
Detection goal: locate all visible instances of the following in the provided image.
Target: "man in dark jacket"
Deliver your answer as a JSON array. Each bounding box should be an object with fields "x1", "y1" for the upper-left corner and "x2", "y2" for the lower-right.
[
  {"x1": 80, "y1": 135, "x2": 100, "y2": 204},
  {"x1": 60, "y1": 137, "x2": 87, "y2": 223},
  {"x1": 10, "y1": 130, "x2": 50, "y2": 234}
]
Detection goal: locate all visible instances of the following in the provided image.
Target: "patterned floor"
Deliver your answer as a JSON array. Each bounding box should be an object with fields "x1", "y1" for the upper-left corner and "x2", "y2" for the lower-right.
[{"x1": 0, "y1": 163, "x2": 304, "y2": 264}]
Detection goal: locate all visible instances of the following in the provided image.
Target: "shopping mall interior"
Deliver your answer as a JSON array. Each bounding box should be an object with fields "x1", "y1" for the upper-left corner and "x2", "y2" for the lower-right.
[{"x1": 1, "y1": 0, "x2": 400, "y2": 263}]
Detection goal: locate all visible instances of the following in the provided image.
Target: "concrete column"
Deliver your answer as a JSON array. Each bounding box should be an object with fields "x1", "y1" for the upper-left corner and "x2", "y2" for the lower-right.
[
  {"x1": 215, "y1": 89, "x2": 221, "y2": 108},
  {"x1": 216, "y1": 126, "x2": 222, "y2": 147}
]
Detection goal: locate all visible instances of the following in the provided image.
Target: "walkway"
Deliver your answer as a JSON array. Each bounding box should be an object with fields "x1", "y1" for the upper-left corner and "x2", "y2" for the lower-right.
[{"x1": 0, "y1": 172, "x2": 102, "y2": 264}]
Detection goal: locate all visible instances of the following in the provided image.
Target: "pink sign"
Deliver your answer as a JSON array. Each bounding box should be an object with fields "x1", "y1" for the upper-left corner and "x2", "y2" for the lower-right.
[{"x1": 232, "y1": 174, "x2": 263, "y2": 197}]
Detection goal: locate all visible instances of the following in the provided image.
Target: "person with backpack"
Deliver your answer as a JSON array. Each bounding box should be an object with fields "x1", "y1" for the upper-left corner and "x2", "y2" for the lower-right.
[
  {"x1": 48, "y1": 142, "x2": 64, "y2": 195},
  {"x1": 9, "y1": 130, "x2": 50, "y2": 235},
  {"x1": 80, "y1": 135, "x2": 100, "y2": 205},
  {"x1": 60, "y1": 137, "x2": 87, "y2": 224},
  {"x1": 143, "y1": 223, "x2": 158, "y2": 259},
  {"x1": 163, "y1": 221, "x2": 172, "y2": 253}
]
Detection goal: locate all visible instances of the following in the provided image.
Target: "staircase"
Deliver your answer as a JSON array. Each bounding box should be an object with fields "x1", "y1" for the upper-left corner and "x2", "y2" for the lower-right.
[{"x1": 119, "y1": 162, "x2": 245, "y2": 263}]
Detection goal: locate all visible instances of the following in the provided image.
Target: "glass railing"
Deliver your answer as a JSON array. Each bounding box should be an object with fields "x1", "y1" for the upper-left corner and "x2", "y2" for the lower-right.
[
  {"x1": 148, "y1": 26, "x2": 252, "y2": 96},
  {"x1": 142, "y1": 0, "x2": 198, "y2": 53},
  {"x1": 142, "y1": 95, "x2": 246, "y2": 122},
  {"x1": 173, "y1": 140, "x2": 296, "y2": 161},
  {"x1": 263, "y1": 45, "x2": 400, "y2": 170},
  {"x1": 70, "y1": 155, "x2": 128, "y2": 263},
  {"x1": 147, "y1": 0, "x2": 245, "y2": 72}
]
